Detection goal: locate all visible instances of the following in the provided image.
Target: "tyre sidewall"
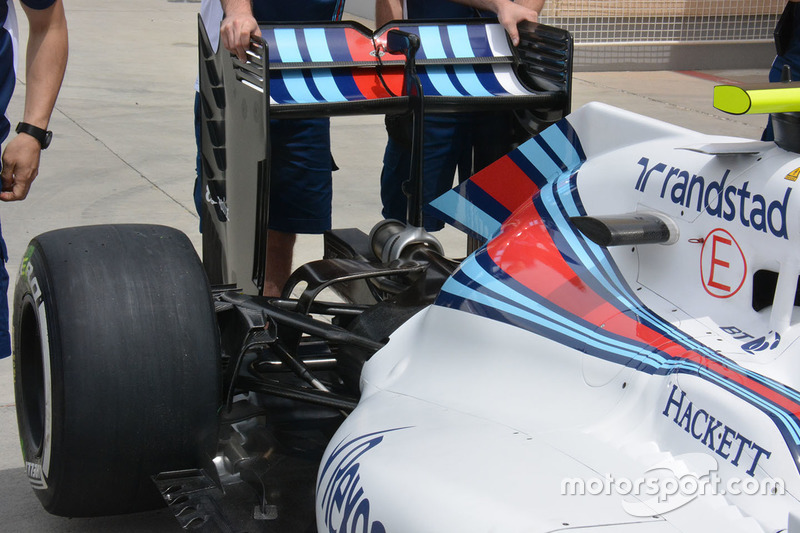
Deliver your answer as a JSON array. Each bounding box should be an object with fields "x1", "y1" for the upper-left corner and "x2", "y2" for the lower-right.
[
  {"x1": 13, "y1": 225, "x2": 221, "y2": 517},
  {"x1": 13, "y1": 242, "x2": 65, "y2": 511}
]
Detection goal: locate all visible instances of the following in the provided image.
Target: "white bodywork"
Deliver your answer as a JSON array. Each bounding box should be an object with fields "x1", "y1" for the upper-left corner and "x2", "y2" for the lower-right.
[{"x1": 317, "y1": 102, "x2": 800, "y2": 532}]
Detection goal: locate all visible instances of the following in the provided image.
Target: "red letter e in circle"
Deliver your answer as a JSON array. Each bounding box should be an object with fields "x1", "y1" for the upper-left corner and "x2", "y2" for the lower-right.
[{"x1": 701, "y1": 229, "x2": 746, "y2": 298}]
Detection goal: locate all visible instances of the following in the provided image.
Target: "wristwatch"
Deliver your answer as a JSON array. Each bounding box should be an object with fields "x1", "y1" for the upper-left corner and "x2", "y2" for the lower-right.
[{"x1": 15, "y1": 122, "x2": 52, "y2": 149}]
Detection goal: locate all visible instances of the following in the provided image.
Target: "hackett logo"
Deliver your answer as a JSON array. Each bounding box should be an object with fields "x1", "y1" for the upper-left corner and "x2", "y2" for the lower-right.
[
  {"x1": 662, "y1": 385, "x2": 771, "y2": 477},
  {"x1": 635, "y1": 157, "x2": 791, "y2": 239}
]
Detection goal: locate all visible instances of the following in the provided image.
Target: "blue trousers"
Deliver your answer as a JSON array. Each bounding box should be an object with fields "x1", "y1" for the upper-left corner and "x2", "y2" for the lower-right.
[
  {"x1": 380, "y1": 112, "x2": 514, "y2": 231},
  {"x1": 194, "y1": 92, "x2": 333, "y2": 234}
]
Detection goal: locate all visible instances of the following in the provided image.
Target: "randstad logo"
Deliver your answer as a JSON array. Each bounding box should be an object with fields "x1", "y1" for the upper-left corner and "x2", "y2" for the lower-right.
[{"x1": 634, "y1": 157, "x2": 791, "y2": 239}]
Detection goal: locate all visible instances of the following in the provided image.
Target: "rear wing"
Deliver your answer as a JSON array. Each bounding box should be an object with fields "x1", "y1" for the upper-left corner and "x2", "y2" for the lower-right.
[
  {"x1": 260, "y1": 19, "x2": 571, "y2": 117},
  {"x1": 198, "y1": 17, "x2": 573, "y2": 294}
]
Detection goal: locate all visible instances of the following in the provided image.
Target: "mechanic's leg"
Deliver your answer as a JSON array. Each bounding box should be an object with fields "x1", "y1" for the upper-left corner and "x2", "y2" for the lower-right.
[
  {"x1": 379, "y1": 135, "x2": 412, "y2": 222},
  {"x1": 263, "y1": 229, "x2": 296, "y2": 297},
  {"x1": 265, "y1": 118, "x2": 332, "y2": 297},
  {"x1": 419, "y1": 114, "x2": 471, "y2": 231},
  {"x1": 380, "y1": 114, "x2": 471, "y2": 229}
]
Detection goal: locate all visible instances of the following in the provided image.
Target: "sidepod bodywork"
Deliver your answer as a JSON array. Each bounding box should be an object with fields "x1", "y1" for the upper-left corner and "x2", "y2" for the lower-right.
[{"x1": 318, "y1": 102, "x2": 800, "y2": 532}]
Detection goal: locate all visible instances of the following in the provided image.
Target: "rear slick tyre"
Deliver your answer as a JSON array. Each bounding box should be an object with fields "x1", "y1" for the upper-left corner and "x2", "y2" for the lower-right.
[{"x1": 13, "y1": 224, "x2": 220, "y2": 517}]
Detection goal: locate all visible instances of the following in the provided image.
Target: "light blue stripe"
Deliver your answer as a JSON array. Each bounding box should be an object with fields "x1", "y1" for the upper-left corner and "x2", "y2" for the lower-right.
[
  {"x1": 546, "y1": 171, "x2": 800, "y2": 413},
  {"x1": 696, "y1": 365, "x2": 800, "y2": 443},
  {"x1": 552, "y1": 176, "x2": 678, "y2": 344},
  {"x1": 445, "y1": 123, "x2": 800, "y2": 443},
  {"x1": 430, "y1": 191, "x2": 500, "y2": 240},
  {"x1": 540, "y1": 124, "x2": 582, "y2": 170},
  {"x1": 281, "y1": 70, "x2": 318, "y2": 104},
  {"x1": 540, "y1": 179, "x2": 627, "y2": 306},
  {"x1": 537, "y1": 181, "x2": 651, "y2": 332},
  {"x1": 274, "y1": 28, "x2": 302, "y2": 63},
  {"x1": 547, "y1": 175, "x2": 707, "y2": 357},
  {"x1": 515, "y1": 139, "x2": 704, "y2": 369},
  {"x1": 517, "y1": 138, "x2": 562, "y2": 180},
  {"x1": 419, "y1": 26, "x2": 447, "y2": 59},
  {"x1": 458, "y1": 258, "x2": 667, "y2": 367},
  {"x1": 442, "y1": 278, "x2": 662, "y2": 370},
  {"x1": 424, "y1": 66, "x2": 461, "y2": 96},
  {"x1": 548, "y1": 172, "x2": 800, "y2": 406},
  {"x1": 310, "y1": 70, "x2": 347, "y2": 102},
  {"x1": 448, "y1": 271, "x2": 800, "y2": 444},
  {"x1": 661, "y1": 359, "x2": 800, "y2": 442},
  {"x1": 453, "y1": 65, "x2": 492, "y2": 97},
  {"x1": 304, "y1": 28, "x2": 333, "y2": 62},
  {"x1": 447, "y1": 25, "x2": 474, "y2": 57}
]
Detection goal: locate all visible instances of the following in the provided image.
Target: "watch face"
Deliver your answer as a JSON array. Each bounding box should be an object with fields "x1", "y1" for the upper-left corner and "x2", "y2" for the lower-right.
[{"x1": 42, "y1": 130, "x2": 52, "y2": 149}]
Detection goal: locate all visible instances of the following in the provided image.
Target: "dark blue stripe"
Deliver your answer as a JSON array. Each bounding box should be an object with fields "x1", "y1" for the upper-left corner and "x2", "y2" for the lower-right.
[
  {"x1": 508, "y1": 149, "x2": 549, "y2": 190},
  {"x1": 473, "y1": 64, "x2": 507, "y2": 95},
  {"x1": 461, "y1": 179, "x2": 511, "y2": 224},
  {"x1": 295, "y1": 28, "x2": 313, "y2": 63},
  {"x1": 544, "y1": 173, "x2": 684, "y2": 350},
  {"x1": 330, "y1": 68, "x2": 366, "y2": 101},
  {"x1": 467, "y1": 23, "x2": 494, "y2": 58},
  {"x1": 439, "y1": 25, "x2": 456, "y2": 58},
  {"x1": 434, "y1": 142, "x2": 800, "y2": 466},
  {"x1": 262, "y1": 30, "x2": 282, "y2": 64},
  {"x1": 440, "y1": 263, "x2": 639, "y2": 370},
  {"x1": 534, "y1": 133, "x2": 572, "y2": 173},
  {"x1": 268, "y1": 74, "x2": 294, "y2": 104},
  {"x1": 444, "y1": 65, "x2": 469, "y2": 96},
  {"x1": 302, "y1": 70, "x2": 325, "y2": 102},
  {"x1": 440, "y1": 274, "x2": 800, "y2": 467},
  {"x1": 325, "y1": 27, "x2": 353, "y2": 62},
  {"x1": 416, "y1": 69, "x2": 441, "y2": 97},
  {"x1": 557, "y1": 119, "x2": 588, "y2": 163},
  {"x1": 408, "y1": 26, "x2": 428, "y2": 60}
]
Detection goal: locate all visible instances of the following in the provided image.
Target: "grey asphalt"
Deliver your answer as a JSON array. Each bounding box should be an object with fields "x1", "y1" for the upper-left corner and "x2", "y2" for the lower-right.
[{"x1": 0, "y1": 0, "x2": 775, "y2": 530}]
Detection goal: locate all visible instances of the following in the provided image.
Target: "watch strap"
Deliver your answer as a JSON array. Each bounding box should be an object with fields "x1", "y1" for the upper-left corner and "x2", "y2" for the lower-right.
[{"x1": 15, "y1": 122, "x2": 52, "y2": 149}]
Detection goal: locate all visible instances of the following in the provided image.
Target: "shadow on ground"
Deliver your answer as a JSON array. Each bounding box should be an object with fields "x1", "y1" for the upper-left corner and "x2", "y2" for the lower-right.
[{"x1": 0, "y1": 467, "x2": 181, "y2": 532}]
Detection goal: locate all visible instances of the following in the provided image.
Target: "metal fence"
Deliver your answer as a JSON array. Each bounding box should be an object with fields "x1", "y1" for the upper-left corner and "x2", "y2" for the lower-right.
[{"x1": 538, "y1": 0, "x2": 785, "y2": 70}]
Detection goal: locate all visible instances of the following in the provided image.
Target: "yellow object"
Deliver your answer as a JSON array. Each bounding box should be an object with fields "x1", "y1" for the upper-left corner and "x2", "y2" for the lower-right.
[{"x1": 713, "y1": 83, "x2": 800, "y2": 115}]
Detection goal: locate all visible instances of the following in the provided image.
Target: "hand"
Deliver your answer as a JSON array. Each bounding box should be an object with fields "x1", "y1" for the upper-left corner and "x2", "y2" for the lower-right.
[
  {"x1": 495, "y1": 1, "x2": 539, "y2": 46},
  {"x1": 220, "y1": 13, "x2": 261, "y2": 61},
  {"x1": 0, "y1": 133, "x2": 41, "y2": 201}
]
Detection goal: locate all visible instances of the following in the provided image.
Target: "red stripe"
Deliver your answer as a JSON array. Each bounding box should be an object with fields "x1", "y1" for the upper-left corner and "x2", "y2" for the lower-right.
[
  {"x1": 343, "y1": 27, "x2": 376, "y2": 62},
  {"x1": 678, "y1": 70, "x2": 742, "y2": 86},
  {"x1": 350, "y1": 69, "x2": 397, "y2": 100},
  {"x1": 486, "y1": 203, "x2": 800, "y2": 418},
  {"x1": 470, "y1": 156, "x2": 539, "y2": 213}
]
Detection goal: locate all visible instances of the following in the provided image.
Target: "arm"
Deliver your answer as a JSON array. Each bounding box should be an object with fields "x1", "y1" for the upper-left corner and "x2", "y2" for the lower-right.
[
  {"x1": 516, "y1": 0, "x2": 546, "y2": 12},
  {"x1": 1, "y1": 0, "x2": 68, "y2": 202},
  {"x1": 453, "y1": 0, "x2": 544, "y2": 45},
  {"x1": 219, "y1": 0, "x2": 261, "y2": 61},
  {"x1": 375, "y1": 0, "x2": 404, "y2": 28}
]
